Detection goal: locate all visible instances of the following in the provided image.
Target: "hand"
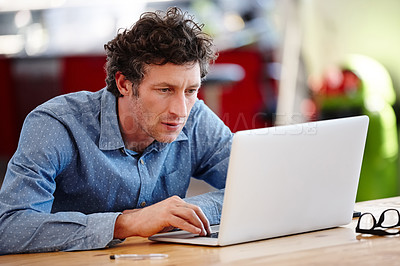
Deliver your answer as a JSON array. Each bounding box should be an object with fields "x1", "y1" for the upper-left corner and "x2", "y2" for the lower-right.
[{"x1": 114, "y1": 195, "x2": 211, "y2": 239}]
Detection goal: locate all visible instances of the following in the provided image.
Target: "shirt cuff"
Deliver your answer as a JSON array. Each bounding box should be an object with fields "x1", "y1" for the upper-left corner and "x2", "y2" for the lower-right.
[{"x1": 77, "y1": 212, "x2": 123, "y2": 250}]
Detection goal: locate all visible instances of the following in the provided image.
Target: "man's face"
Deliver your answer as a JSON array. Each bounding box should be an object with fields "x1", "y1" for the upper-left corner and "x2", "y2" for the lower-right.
[{"x1": 118, "y1": 62, "x2": 201, "y2": 149}]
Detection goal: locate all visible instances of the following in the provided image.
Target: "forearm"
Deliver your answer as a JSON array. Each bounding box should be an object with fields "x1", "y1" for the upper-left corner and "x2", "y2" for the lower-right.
[{"x1": 0, "y1": 210, "x2": 122, "y2": 255}]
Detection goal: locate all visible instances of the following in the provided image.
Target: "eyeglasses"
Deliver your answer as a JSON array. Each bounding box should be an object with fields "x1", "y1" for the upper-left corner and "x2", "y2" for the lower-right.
[{"x1": 356, "y1": 208, "x2": 400, "y2": 236}]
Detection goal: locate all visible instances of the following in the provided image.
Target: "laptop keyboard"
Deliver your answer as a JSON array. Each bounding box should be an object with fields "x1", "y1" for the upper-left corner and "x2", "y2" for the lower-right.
[{"x1": 206, "y1": 232, "x2": 219, "y2": 238}]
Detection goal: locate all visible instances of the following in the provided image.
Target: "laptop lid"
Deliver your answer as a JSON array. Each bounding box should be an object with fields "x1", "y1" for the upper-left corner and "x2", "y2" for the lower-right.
[{"x1": 149, "y1": 115, "x2": 369, "y2": 246}]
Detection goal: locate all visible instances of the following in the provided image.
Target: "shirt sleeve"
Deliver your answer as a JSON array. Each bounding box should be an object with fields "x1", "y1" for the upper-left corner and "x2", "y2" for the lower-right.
[
  {"x1": 183, "y1": 100, "x2": 233, "y2": 225},
  {"x1": 0, "y1": 109, "x2": 121, "y2": 255}
]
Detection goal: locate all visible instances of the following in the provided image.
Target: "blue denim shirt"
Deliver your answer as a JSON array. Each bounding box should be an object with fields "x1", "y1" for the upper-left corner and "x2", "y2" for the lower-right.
[{"x1": 0, "y1": 88, "x2": 232, "y2": 254}]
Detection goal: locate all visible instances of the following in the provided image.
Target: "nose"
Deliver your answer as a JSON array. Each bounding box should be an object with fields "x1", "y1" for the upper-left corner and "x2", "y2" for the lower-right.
[{"x1": 169, "y1": 92, "x2": 187, "y2": 119}]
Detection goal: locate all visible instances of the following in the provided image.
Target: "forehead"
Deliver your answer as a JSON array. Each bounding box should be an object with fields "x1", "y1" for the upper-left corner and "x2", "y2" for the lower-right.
[{"x1": 142, "y1": 62, "x2": 201, "y2": 85}]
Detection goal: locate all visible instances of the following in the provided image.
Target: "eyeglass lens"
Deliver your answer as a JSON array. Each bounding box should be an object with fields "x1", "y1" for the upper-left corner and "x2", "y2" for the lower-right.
[
  {"x1": 358, "y1": 213, "x2": 375, "y2": 230},
  {"x1": 379, "y1": 209, "x2": 400, "y2": 228}
]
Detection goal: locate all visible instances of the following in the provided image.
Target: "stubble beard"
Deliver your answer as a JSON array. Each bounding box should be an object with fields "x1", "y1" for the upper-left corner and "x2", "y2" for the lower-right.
[{"x1": 133, "y1": 103, "x2": 185, "y2": 145}]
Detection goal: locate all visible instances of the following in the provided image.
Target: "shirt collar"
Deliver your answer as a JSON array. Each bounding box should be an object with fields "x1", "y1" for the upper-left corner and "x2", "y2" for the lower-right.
[
  {"x1": 98, "y1": 88, "x2": 189, "y2": 151},
  {"x1": 99, "y1": 89, "x2": 125, "y2": 151}
]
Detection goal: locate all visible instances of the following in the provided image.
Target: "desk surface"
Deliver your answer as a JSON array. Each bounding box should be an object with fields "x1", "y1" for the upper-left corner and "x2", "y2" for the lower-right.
[{"x1": 1, "y1": 197, "x2": 400, "y2": 265}]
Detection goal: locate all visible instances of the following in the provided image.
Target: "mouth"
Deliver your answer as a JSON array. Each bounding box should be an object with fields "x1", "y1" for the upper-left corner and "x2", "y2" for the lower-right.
[{"x1": 161, "y1": 121, "x2": 182, "y2": 130}]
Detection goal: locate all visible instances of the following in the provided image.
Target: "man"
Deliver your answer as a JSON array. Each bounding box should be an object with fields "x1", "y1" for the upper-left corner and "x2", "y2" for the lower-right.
[{"x1": 0, "y1": 7, "x2": 232, "y2": 254}]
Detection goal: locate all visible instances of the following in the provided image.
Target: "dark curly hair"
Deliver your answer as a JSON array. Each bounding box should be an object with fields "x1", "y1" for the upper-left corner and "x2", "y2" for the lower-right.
[{"x1": 104, "y1": 7, "x2": 218, "y2": 97}]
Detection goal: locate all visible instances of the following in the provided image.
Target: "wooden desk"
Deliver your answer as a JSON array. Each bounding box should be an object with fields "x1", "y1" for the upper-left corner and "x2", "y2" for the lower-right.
[{"x1": 1, "y1": 197, "x2": 400, "y2": 265}]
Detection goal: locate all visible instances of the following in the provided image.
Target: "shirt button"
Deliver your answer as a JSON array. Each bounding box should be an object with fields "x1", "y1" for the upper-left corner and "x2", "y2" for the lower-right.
[
  {"x1": 140, "y1": 201, "x2": 146, "y2": 207},
  {"x1": 140, "y1": 159, "x2": 144, "y2": 165},
  {"x1": 120, "y1": 148, "x2": 126, "y2": 155}
]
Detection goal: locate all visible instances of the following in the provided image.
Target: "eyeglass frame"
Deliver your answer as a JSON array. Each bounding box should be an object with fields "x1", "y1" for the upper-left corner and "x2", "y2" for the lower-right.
[{"x1": 355, "y1": 208, "x2": 400, "y2": 236}]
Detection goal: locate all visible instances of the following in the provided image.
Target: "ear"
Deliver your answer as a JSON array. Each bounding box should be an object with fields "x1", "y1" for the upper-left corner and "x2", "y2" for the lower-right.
[{"x1": 115, "y1": 71, "x2": 132, "y2": 96}]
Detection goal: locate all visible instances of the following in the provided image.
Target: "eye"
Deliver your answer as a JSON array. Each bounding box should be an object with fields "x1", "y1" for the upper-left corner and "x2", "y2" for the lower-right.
[
  {"x1": 186, "y1": 89, "x2": 198, "y2": 95},
  {"x1": 159, "y1": 88, "x2": 171, "y2": 93}
]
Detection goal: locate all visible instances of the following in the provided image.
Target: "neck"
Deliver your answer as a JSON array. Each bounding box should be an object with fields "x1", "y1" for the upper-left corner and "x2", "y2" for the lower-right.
[{"x1": 121, "y1": 134, "x2": 154, "y2": 153}]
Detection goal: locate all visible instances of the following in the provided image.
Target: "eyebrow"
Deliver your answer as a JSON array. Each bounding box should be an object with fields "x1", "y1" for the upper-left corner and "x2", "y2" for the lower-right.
[{"x1": 154, "y1": 82, "x2": 201, "y2": 89}]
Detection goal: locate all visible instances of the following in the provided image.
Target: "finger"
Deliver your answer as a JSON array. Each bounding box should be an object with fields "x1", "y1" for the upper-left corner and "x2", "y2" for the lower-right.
[
  {"x1": 163, "y1": 196, "x2": 210, "y2": 235},
  {"x1": 171, "y1": 206, "x2": 208, "y2": 236},
  {"x1": 168, "y1": 214, "x2": 203, "y2": 235},
  {"x1": 179, "y1": 203, "x2": 211, "y2": 235},
  {"x1": 190, "y1": 205, "x2": 211, "y2": 235}
]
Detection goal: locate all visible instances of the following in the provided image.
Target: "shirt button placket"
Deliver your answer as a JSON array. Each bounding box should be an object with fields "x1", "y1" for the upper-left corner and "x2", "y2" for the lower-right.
[{"x1": 138, "y1": 157, "x2": 148, "y2": 208}]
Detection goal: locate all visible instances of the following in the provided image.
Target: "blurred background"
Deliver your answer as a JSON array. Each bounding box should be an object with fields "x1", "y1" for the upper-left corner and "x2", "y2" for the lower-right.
[{"x1": 1, "y1": 0, "x2": 400, "y2": 201}]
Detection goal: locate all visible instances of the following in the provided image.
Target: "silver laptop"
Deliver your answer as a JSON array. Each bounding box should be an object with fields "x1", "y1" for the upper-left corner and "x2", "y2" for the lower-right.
[{"x1": 149, "y1": 115, "x2": 369, "y2": 246}]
